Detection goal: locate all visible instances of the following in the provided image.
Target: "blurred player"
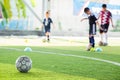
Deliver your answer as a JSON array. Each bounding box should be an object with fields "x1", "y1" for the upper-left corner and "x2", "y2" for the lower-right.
[
  {"x1": 98, "y1": 4, "x2": 114, "y2": 46},
  {"x1": 42, "y1": 11, "x2": 54, "y2": 42},
  {"x1": 81, "y1": 7, "x2": 101, "y2": 51}
]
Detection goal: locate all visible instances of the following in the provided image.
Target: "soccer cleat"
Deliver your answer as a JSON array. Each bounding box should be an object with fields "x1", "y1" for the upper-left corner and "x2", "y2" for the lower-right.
[
  {"x1": 47, "y1": 39, "x2": 50, "y2": 43},
  {"x1": 90, "y1": 48, "x2": 95, "y2": 52},
  {"x1": 86, "y1": 48, "x2": 91, "y2": 51},
  {"x1": 103, "y1": 43, "x2": 108, "y2": 46},
  {"x1": 86, "y1": 45, "x2": 92, "y2": 51},
  {"x1": 99, "y1": 41, "x2": 104, "y2": 46}
]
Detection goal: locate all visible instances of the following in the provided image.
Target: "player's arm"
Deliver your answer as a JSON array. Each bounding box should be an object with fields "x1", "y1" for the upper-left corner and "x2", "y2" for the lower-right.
[
  {"x1": 97, "y1": 15, "x2": 100, "y2": 20},
  {"x1": 81, "y1": 18, "x2": 88, "y2": 22},
  {"x1": 51, "y1": 18, "x2": 55, "y2": 28},
  {"x1": 110, "y1": 17, "x2": 114, "y2": 28},
  {"x1": 97, "y1": 12, "x2": 104, "y2": 30},
  {"x1": 40, "y1": 24, "x2": 44, "y2": 31},
  {"x1": 109, "y1": 12, "x2": 114, "y2": 28},
  {"x1": 41, "y1": 19, "x2": 45, "y2": 30},
  {"x1": 96, "y1": 20, "x2": 103, "y2": 30},
  {"x1": 94, "y1": 15, "x2": 103, "y2": 30},
  {"x1": 97, "y1": 11, "x2": 101, "y2": 20},
  {"x1": 52, "y1": 23, "x2": 55, "y2": 28},
  {"x1": 41, "y1": 24, "x2": 44, "y2": 28}
]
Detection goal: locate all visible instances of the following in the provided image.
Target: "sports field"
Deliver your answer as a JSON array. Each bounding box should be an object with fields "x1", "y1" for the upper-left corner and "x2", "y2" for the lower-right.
[{"x1": 0, "y1": 37, "x2": 120, "y2": 80}]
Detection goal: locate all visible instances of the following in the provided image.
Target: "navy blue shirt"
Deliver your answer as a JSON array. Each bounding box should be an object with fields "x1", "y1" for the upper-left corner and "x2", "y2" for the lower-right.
[
  {"x1": 88, "y1": 14, "x2": 97, "y2": 25},
  {"x1": 43, "y1": 18, "x2": 53, "y2": 29}
]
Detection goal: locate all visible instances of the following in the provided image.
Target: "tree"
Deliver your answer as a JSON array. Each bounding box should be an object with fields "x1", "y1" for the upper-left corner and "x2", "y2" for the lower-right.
[{"x1": 0, "y1": 0, "x2": 36, "y2": 20}]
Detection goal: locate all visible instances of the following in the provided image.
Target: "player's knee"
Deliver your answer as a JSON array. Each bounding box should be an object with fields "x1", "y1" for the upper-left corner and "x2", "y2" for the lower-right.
[
  {"x1": 89, "y1": 35, "x2": 94, "y2": 38},
  {"x1": 46, "y1": 32, "x2": 50, "y2": 36}
]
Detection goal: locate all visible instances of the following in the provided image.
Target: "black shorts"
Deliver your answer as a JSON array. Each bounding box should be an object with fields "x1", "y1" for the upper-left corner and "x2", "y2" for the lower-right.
[
  {"x1": 100, "y1": 24, "x2": 109, "y2": 33},
  {"x1": 45, "y1": 28, "x2": 50, "y2": 33},
  {"x1": 89, "y1": 24, "x2": 96, "y2": 35}
]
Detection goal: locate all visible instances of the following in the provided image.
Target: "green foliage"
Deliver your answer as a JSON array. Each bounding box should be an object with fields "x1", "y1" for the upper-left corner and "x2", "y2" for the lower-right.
[
  {"x1": 30, "y1": 0, "x2": 36, "y2": 7},
  {"x1": 0, "y1": 0, "x2": 36, "y2": 19},
  {"x1": 3, "y1": 0, "x2": 12, "y2": 18},
  {"x1": 0, "y1": 0, "x2": 8, "y2": 19},
  {"x1": 16, "y1": 0, "x2": 26, "y2": 18}
]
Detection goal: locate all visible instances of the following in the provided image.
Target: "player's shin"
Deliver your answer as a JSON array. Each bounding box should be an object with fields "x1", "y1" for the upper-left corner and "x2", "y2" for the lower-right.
[
  {"x1": 89, "y1": 36, "x2": 95, "y2": 47},
  {"x1": 103, "y1": 33, "x2": 108, "y2": 46},
  {"x1": 47, "y1": 35, "x2": 50, "y2": 41},
  {"x1": 105, "y1": 33, "x2": 108, "y2": 43},
  {"x1": 100, "y1": 33, "x2": 104, "y2": 42},
  {"x1": 87, "y1": 36, "x2": 95, "y2": 51},
  {"x1": 91, "y1": 36, "x2": 95, "y2": 47},
  {"x1": 45, "y1": 33, "x2": 50, "y2": 42}
]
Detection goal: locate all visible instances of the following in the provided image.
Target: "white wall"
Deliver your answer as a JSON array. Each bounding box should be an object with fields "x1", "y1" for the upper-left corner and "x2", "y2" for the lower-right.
[
  {"x1": 25, "y1": 0, "x2": 120, "y2": 36},
  {"x1": 50, "y1": 0, "x2": 88, "y2": 36}
]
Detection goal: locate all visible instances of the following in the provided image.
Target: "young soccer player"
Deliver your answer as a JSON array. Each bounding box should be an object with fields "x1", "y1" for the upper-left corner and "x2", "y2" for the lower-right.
[
  {"x1": 42, "y1": 11, "x2": 54, "y2": 42},
  {"x1": 98, "y1": 4, "x2": 114, "y2": 46},
  {"x1": 81, "y1": 7, "x2": 100, "y2": 51}
]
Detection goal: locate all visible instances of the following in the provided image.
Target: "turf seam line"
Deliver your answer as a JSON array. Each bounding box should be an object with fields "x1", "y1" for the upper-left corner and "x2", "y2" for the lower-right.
[{"x1": 0, "y1": 47, "x2": 120, "y2": 67}]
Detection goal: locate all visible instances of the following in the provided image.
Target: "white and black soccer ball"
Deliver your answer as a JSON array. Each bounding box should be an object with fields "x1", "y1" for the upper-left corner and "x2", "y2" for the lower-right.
[{"x1": 15, "y1": 56, "x2": 32, "y2": 73}]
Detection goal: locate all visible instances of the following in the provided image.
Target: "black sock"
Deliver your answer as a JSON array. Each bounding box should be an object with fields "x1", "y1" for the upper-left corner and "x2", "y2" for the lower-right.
[
  {"x1": 89, "y1": 36, "x2": 95, "y2": 48},
  {"x1": 89, "y1": 37, "x2": 92, "y2": 44},
  {"x1": 47, "y1": 35, "x2": 50, "y2": 41},
  {"x1": 91, "y1": 36, "x2": 95, "y2": 47}
]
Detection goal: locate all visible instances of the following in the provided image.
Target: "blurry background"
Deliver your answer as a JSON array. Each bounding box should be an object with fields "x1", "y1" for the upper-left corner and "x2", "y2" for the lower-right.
[{"x1": 0, "y1": 0, "x2": 120, "y2": 36}]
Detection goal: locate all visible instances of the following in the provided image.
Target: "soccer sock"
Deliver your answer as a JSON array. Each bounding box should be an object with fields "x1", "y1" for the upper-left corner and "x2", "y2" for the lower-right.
[
  {"x1": 47, "y1": 35, "x2": 50, "y2": 41},
  {"x1": 89, "y1": 36, "x2": 95, "y2": 48},
  {"x1": 100, "y1": 34, "x2": 103, "y2": 42},
  {"x1": 89, "y1": 37, "x2": 92, "y2": 45},
  {"x1": 91, "y1": 36, "x2": 95, "y2": 47},
  {"x1": 103, "y1": 33, "x2": 108, "y2": 43}
]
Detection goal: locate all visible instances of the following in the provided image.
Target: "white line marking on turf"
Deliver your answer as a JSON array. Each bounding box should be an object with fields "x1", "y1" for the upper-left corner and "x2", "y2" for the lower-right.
[{"x1": 0, "y1": 47, "x2": 120, "y2": 67}]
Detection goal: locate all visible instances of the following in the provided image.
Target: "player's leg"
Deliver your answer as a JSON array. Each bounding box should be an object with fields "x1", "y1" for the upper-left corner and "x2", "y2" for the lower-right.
[
  {"x1": 99, "y1": 25, "x2": 104, "y2": 46},
  {"x1": 100, "y1": 25, "x2": 104, "y2": 42},
  {"x1": 91, "y1": 35, "x2": 95, "y2": 48},
  {"x1": 91, "y1": 24, "x2": 96, "y2": 48},
  {"x1": 87, "y1": 35, "x2": 95, "y2": 51},
  {"x1": 87, "y1": 35, "x2": 92, "y2": 51},
  {"x1": 103, "y1": 32, "x2": 108, "y2": 46},
  {"x1": 87, "y1": 24, "x2": 96, "y2": 51},
  {"x1": 46, "y1": 32, "x2": 50, "y2": 42},
  {"x1": 103, "y1": 24, "x2": 109, "y2": 46},
  {"x1": 89, "y1": 35, "x2": 95, "y2": 47},
  {"x1": 45, "y1": 28, "x2": 51, "y2": 42}
]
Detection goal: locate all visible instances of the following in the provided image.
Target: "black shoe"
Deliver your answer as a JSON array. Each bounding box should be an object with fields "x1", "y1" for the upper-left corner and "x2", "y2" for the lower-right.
[
  {"x1": 99, "y1": 41, "x2": 104, "y2": 46},
  {"x1": 103, "y1": 43, "x2": 108, "y2": 46},
  {"x1": 47, "y1": 39, "x2": 50, "y2": 42},
  {"x1": 86, "y1": 45, "x2": 92, "y2": 51}
]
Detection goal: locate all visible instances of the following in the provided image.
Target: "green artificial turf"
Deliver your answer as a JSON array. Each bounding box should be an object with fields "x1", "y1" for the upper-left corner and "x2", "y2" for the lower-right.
[{"x1": 0, "y1": 46, "x2": 120, "y2": 80}]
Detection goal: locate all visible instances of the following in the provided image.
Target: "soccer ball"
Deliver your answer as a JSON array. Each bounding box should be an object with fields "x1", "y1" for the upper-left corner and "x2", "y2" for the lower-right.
[
  {"x1": 95, "y1": 48, "x2": 103, "y2": 52},
  {"x1": 24, "y1": 47, "x2": 32, "y2": 52},
  {"x1": 15, "y1": 56, "x2": 32, "y2": 73},
  {"x1": 98, "y1": 41, "x2": 104, "y2": 46}
]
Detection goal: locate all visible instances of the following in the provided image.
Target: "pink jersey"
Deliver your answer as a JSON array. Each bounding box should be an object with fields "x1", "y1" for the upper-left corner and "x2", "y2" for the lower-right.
[{"x1": 99, "y1": 10, "x2": 112, "y2": 25}]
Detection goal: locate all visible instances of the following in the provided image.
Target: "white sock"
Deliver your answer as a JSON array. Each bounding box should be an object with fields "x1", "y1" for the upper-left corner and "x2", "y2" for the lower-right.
[
  {"x1": 104, "y1": 33, "x2": 108, "y2": 43},
  {"x1": 103, "y1": 33, "x2": 108, "y2": 43},
  {"x1": 100, "y1": 34, "x2": 103, "y2": 42}
]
